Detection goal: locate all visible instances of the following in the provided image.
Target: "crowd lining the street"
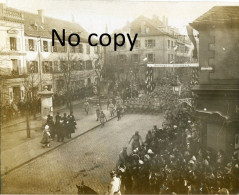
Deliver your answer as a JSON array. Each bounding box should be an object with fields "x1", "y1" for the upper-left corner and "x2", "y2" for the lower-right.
[{"x1": 107, "y1": 118, "x2": 239, "y2": 194}]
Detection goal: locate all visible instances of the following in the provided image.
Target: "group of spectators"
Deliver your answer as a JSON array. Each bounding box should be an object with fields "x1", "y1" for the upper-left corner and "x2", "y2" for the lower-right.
[
  {"x1": 2, "y1": 99, "x2": 41, "y2": 121},
  {"x1": 40, "y1": 112, "x2": 77, "y2": 148},
  {"x1": 108, "y1": 104, "x2": 239, "y2": 194}
]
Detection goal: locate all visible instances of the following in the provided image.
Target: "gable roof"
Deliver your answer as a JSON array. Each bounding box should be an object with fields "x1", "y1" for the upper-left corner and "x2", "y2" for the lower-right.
[
  {"x1": 23, "y1": 11, "x2": 89, "y2": 42},
  {"x1": 191, "y1": 6, "x2": 239, "y2": 30}
]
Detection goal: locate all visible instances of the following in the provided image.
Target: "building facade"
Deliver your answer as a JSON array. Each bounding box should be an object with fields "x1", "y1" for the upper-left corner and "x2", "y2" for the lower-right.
[
  {"x1": 0, "y1": 4, "x2": 103, "y2": 106},
  {"x1": 105, "y1": 15, "x2": 192, "y2": 84},
  {"x1": 191, "y1": 6, "x2": 239, "y2": 158}
]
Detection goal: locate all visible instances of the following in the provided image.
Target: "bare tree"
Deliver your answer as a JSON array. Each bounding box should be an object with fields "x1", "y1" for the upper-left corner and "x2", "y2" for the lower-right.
[
  {"x1": 58, "y1": 52, "x2": 77, "y2": 113},
  {"x1": 22, "y1": 65, "x2": 41, "y2": 138}
]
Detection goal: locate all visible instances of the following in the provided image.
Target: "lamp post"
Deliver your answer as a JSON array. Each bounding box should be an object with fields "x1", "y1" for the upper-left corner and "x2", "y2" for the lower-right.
[{"x1": 129, "y1": 70, "x2": 134, "y2": 98}]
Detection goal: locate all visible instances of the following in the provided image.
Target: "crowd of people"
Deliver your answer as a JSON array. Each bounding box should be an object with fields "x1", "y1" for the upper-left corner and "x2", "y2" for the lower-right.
[
  {"x1": 40, "y1": 112, "x2": 77, "y2": 148},
  {"x1": 106, "y1": 112, "x2": 239, "y2": 194}
]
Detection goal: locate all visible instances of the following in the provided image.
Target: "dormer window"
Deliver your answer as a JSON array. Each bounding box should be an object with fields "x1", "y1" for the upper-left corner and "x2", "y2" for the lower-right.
[{"x1": 10, "y1": 37, "x2": 17, "y2": 50}]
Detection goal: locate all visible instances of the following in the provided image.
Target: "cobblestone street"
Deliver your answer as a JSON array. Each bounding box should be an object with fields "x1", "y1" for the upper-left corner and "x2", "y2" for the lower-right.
[{"x1": 1, "y1": 114, "x2": 163, "y2": 194}]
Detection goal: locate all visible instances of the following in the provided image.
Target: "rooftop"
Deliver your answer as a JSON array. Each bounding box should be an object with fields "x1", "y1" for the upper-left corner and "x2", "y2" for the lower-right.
[{"x1": 191, "y1": 6, "x2": 239, "y2": 30}]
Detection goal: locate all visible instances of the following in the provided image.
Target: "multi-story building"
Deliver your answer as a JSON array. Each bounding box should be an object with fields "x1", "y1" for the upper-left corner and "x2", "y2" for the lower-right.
[
  {"x1": 105, "y1": 15, "x2": 192, "y2": 83},
  {"x1": 0, "y1": 3, "x2": 102, "y2": 106},
  {"x1": 0, "y1": 3, "x2": 25, "y2": 105},
  {"x1": 191, "y1": 6, "x2": 239, "y2": 158}
]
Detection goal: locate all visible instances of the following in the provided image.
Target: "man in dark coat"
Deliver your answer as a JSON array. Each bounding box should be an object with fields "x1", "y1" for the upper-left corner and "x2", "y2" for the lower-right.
[{"x1": 57, "y1": 119, "x2": 64, "y2": 142}]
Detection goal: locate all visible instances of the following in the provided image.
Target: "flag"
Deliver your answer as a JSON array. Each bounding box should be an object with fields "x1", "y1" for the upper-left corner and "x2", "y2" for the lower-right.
[{"x1": 187, "y1": 25, "x2": 198, "y2": 59}]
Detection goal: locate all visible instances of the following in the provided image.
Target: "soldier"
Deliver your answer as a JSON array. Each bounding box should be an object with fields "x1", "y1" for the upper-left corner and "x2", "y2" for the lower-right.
[
  {"x1": 84, "y1": 100, "x2": 90, "y2": 115},
  {"x1": 96, "y1": 104, "x2": 101, "y2": 121},
  {"x1": 117, "y1": 147, "x2": 128, "y2": 166},
  {"x1": 109, "y1": 100, "x2": 115, "y2": 117},
  {"x1": 107, "y1": 171, "x2": 121, "y2": 195},
  {"x1": 99, "y1": 110, "x2": 107, "y2": 127},
  {"x1": 129, "y1": 131, "x2": 143, "y2": 151}
]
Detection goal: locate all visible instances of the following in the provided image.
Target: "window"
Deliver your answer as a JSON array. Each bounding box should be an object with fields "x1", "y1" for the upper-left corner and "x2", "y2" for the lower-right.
[
  {"x1": 53, "y1": 61, "x2": 59, "y2": 72},
  {"x1": 117, "y1": 55, "x2": 127, "y2": 64},
  {"x1": 42, "y1": 61, "x2": 53, "y2": 73},
  {"x1": 70, "y1": 46, "x2": 78, "y2": 53},
  {"x1": 86, "y1": 60, "x2": 92, "y2": 70},
  {"x1": 79, "y1": 44, "x2": 84, "y2": 53},
  {"x1": 11, "y1": 59, "x2": 19, "y2": 75},
  {"x1": 135, "y1": 40, "x2": 140, "y2": 48},
  {"x1": 118, "y1": 41, "x2": 126, "y2": 49},
  {"x1": 94, "y1": 46, "x2": 99, "y2": 54},
  {"x1": 53, "y1": 42, "x2": 66, "y2": 53},
  {"x1": 28, "y1": 39, "x2": 35, "y2": 51},
  {"x1": 168, "y1": 54, "x2": 171, "y2": 63},
  {"x1": 171, "y1": 54, "x2": 174, "y2": 62},
  {"x1": 43, "y1": 41, "x2": 48, "y2": 52},
  {"x1": 74, "y1": 60, "x2": 84, "y2": 71},
  {"x1": 60, "y1": 61, "x2": 66, "y2": 71},
  {"x1": 171, "y1": 41, "x2": 174, "y2": 48},
  {"x1": 132, "y1": 54, "x2": 139, "y2": 63},
  {"x1": 145, "y1": 40, "x2": 155, "y2": 48},
  {"x1": 27, "y1": 61, "x2": 38, "y2": 73},
  {"x1": 168, "y1": 40, "x2": 170, "y2": 49},
  {"x1": 10, "y1": 37, "x2": 17, "y2": 50},
  {"x1": 86, "y1": 45, "x2": 90, "y2": 54},
  {"x1": 146, "y1": 53, "x2": 155, "y2": 63}
]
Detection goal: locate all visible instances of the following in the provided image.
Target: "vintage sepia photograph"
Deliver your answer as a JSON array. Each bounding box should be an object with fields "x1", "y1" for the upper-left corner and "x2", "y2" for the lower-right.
[{"x1": 0, "y1": 0, "x2": 239, "y2": 194}]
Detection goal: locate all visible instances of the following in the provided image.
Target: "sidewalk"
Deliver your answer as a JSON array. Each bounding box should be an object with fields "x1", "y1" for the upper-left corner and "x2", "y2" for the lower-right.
[
  {"x1": 2, "y1": 99, "x2": 83, "y2": 129},
  {"x1": 1, "y1": 103, "x2": 114, "y2": 176}
]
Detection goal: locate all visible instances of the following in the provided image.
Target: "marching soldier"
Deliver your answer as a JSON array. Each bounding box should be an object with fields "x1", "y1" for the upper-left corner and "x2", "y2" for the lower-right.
[
  {"x1": 84, "y1": 100, "x2": 90, "y2": 115},
  {"x1": 96, "y1": 104, "x2": 101, "y2": 121},
  {"x1": 100, "y1": 110, "x2": 107, "y2": 127},
  {"x1": 109, "y1": 100, "x2": 115, "y2": 117},
  {"x1": 129, "y1": 131, "x2": 143, "y2": 151}
]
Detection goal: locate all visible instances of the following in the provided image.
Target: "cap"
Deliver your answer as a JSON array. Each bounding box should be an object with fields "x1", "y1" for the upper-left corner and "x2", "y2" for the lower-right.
[{"x1": 45, "y1": 125, "x2": 49, "y2": 130}]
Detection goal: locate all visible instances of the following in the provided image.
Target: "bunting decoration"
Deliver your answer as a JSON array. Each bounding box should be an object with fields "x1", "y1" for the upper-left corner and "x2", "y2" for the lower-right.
[{"x1": 145, "y1": 67, "x2": 156, "y2": 94}]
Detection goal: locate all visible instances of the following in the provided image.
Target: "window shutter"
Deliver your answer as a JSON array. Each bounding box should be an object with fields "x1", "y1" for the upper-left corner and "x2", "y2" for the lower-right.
[
  {"x1": 34, "y1": 39, "x2": 37, "y2": 51},
  {"x1": 6, "y1": 37, "x2": 10, "y2": 50},
  {"x1": 17, "y1": 37, "x2": 21, "y2": 51},
  {"x1": 25, "y1": 38, "x2": 29, "y2": 51}
]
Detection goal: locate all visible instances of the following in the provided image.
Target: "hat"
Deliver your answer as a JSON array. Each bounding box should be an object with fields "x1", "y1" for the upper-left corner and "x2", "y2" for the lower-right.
[
  {"x1": 189, "y1": 160, "x2": 195, "y2": 164},
  {"x1": 191, "y1": 156, "x2": 196, "y2": 161},
  {"x1": 110, "y1": 170, "x2": 116, "y2": 177},
  {"x1": 144, "y1": 154, "x2": 150, "y2": 160},
  {"x1": 139, "y1": 160, "x2": 144, "y2": 165},
  {"x1": 173, "y1": 125, "x2": 177, "y2": 129},
  {"x1": 45, "y1": 125, "x2": 49, "y2": 130},
  {"x1": 148, "y1": 149, "x2": 154, "y2": 154}
]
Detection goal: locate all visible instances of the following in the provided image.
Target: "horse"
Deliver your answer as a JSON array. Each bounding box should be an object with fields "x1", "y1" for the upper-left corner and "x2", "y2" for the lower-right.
[{"x1": 76, "y1": 181, "x2": 98, "y2": 194}]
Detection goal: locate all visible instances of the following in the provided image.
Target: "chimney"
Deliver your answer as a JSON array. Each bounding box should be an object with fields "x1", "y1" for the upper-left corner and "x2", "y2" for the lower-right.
[
  {"x1": 166, "y1": 17, "x2": 168, "y2": 26},
  {"x1": 38, "y1": 9, "x2": 44, "y2": 23}
]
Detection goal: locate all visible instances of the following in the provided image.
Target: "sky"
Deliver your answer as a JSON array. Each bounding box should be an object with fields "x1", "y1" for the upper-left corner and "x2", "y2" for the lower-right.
[{"x1": 1, "y1": 0, "x2": 239, "y2": 35}]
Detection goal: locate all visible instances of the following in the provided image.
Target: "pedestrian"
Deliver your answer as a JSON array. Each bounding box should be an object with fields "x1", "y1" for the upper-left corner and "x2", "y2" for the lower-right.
[
  {"x1": 84, "y1": 100, "x2": 90, "y2": 115},
  {"x1": 100, "y1": 110, "x2": 107, "y2": 127},
  {"x1": 96, "y1": 104, "x2": 101, "y2": 121},
  {"x1": 68, "y1": 114, "x2": 76, "y2": 138},
  {"x1": 106, "y1": 171, "x2": 121, "y2": 195},
  {"x1": 57, "y1": 119, "x2": 64, "y2": 142},
  {"x1": 40, "y1": 125, "x2": 51, "y2": 148},
  {"x1": 116, "y1": 107, "x2": 121, "y2": 121},
  {"x1": 109, "y1": 101, "x2": 115, "y2": 117},
  {"x1": 47, "y1": 115, "x2": 55, "y2": 140},
  {"x1": 69, "y1": 111, "x2": 77, "y2": 129}
]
